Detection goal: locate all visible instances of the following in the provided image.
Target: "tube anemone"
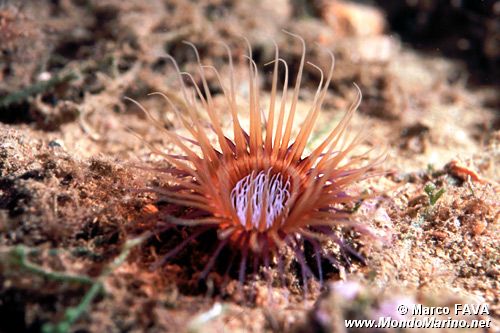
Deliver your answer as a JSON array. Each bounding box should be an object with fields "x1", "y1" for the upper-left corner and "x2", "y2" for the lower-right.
[{"x1": 128, "y1": 32, "x2": 385, "y2": 292}]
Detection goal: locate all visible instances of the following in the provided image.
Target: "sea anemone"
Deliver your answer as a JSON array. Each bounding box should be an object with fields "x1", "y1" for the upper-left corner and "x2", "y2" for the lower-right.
[{"x1": 127, "y1": 32, "x2": 384, "y2": 293}]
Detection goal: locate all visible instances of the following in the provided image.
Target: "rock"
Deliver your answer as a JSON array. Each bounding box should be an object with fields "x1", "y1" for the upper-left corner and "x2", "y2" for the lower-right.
[{"x1": 321, "y1": 0, "x2": 386, "y2": 37}]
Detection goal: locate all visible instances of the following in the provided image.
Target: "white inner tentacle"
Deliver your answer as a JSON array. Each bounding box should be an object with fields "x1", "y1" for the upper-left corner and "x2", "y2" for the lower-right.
[{"x1": 230, "y1": 169, "x2": 291, "y2": 230}]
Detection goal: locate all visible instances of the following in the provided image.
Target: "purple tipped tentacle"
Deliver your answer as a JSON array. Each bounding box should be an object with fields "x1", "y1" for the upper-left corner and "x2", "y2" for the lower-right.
[
  {"x1": 199, "y1": 237, "x2": 230, "y2": 281},
  {"x1": 150, "y1": 227, "x2": 209, "y2": 270},
  {"x1": 305, "y1": 236, "x2": 324, "y2": 285},
  {"x1": 323, "y1": 253, "x2": 340, "y2": 270},
  {"x1": 252, "y1": 251, "x2": 260, "y2": 279},
  {"x1": 276, "y1": 249, "x2": 286, "y2": 287},
  {"x1": 313, "y1": 225, "x2": 366, "y2": 265},
  {"x1": 220, "y1": 231, "x2": 246, "y2": 292},
  {"x1": 291, "y1": 237, "x2": 314, "y2": 296},
  {"x1": 238, "y1": 234, "x2": 250, "y2": 291},
  {"x1": 261, "y1": 235, "x2": 274, "y2": 303}
]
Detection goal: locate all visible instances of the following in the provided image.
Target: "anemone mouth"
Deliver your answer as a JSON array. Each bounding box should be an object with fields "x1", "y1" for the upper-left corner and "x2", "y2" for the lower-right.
[{"x1": 230, "y1": 169, "x2": 292, "y2": 231}]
